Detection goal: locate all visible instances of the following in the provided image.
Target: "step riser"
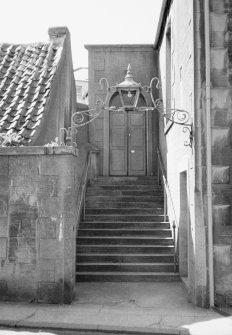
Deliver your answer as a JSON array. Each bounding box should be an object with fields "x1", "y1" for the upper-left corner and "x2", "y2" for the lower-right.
[
  {"x1": 90, "y1": 176, "x2": 158, "y2": 183},
  {"x1": 90, "y1": 182, "x2": 159, "y2": 186},
  {"x1": 85, "y1": 202, "x2": 163, "y2": 209},
  {"x1": 76, "y1": 255, "x2": 175, "y2": 263},
  {"x1": 86, "y1": 190, "x2": 163, "y2": 196},
  {"x1": 85, "y1": 209, "x2": 164, "y2": 215},
  {"x1": 84, "y1": 215, "x2": 165, "y2": 222},
  {"x1": 86, "y1": 196, "x2": 163, "y2": 203},
  {"x1": 76, "y1": 264, "x2": 175, "y2": 272},
  {"x1": 77, "y1": 238, "x2": 173, "y2": 245},
  {"x1": 87, "y1": 186, "x2": 162, "y2": 191},
  {"x1": 78, "y1": 229, "x2": 172, "y2": 237},
  {"x1": 77, "y1": 246, "x2": 174, "y2": 254},
  {"x1": 80, "y1": 222, "x2": 170, "y2": 229},
  {"x1": 76, "y1": 274, "x2": 179, "y2": 282}
]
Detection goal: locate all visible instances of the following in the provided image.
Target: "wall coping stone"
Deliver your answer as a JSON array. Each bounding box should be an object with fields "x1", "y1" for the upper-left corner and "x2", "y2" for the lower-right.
[
  {"x1": 0, "y1": 146, "x2": 79, "y2": 156},
  {"x1": 85, "y1": 44, "x2": 154, "y2": 51}
]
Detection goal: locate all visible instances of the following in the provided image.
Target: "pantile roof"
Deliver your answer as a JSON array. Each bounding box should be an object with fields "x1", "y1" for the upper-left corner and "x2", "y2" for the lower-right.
[{"x1": 0, "y1": 37, "x2": 63, "y2": 144}]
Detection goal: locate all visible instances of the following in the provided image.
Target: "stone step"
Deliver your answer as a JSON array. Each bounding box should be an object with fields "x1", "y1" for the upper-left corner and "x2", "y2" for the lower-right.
[
  {"x1": 86, "y1": 189, "x2": 163, "y2": 196},
  {"x1": 85, "y1": 208, "x2": 164, "y2": 215},
  {"x1": 76, "y1": 262, "x2": 175, "y2": 272},
  {"x1": 76, "y1": 175, "x2": 177, "y2": 283},
  {"x1": 90, "y1": 176, "x2": 158, "y2": 185},
  {"x1": 90, "y1": 182, "x2": 159, "y2": 187},
  {"x1": 84, "y1": 215, "x2": 165, "y2": 222},
  {"x1": 80, "y1": 221, "x2": 170, "y2": 229},
  {"x1": 76, "y1": 272, "x2": 179, "y2": 282},
  {"x1": 76, "y1": 236, "x2": 173, "y2": 245},
  {"x1": 85, "y1": 201, "x2": 163, "y2": 209},
  {"x1": 87, "y1": 185, "x2": 162, "y2": 191},
  {"x1": 76, "y1": 253, "x2": 175, "y2": 263},
  {"x1": 76, "y1": 244, "x2": 174, "y2": 254},
  {"x1": 85, "y1": 195, "x2": 163, "y2": 203},
  {"x1": 78, "y1": 228, "x2": 172, "y2": 237}
]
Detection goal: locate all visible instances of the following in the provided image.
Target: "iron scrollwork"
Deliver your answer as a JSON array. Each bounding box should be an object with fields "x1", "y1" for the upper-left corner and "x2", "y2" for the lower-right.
[
  {"x1": 59, "y1": 78, "x2": 110, "y2": 146},
  {"x1": 71, "y1": 77, "x2": 109, "y2": 128},
  {"x1": 149, "y1": 77, "x2": 193, "y2": 148},
  {"x1": 59, "y1": 67, "x2": 193, "y2": 148}
]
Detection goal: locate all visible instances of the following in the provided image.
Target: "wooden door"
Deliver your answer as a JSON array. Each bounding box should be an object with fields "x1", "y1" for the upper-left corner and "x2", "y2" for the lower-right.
[
  {"x1": 109, "y1": 110, "x2": 127, "y2": 175},
  {"x1": 128, "y1": 111, "x2": 146, "y2": 175},
  {"x1": 109, "y1": 110, "x2": 146, "y2": 176}
]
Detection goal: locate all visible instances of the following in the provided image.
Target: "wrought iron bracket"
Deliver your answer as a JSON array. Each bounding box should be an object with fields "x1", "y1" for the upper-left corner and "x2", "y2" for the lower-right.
[
  {"x1": 59, "y1": 67, "x2": 193, "y2": 148},
  {"x1": 149, "y1": 76, "x2": 193, "y2": 148}
]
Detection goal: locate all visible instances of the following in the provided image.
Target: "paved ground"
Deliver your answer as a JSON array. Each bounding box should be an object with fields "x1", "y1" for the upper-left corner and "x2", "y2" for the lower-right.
[{"x1": 0, "y1": 282, "x2": 232, "y2": 335}]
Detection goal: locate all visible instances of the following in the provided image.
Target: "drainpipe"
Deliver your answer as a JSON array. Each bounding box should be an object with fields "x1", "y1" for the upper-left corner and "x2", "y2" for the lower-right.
[{"x1": 204, "y1": 0, "x2": 214, "y2": 308}]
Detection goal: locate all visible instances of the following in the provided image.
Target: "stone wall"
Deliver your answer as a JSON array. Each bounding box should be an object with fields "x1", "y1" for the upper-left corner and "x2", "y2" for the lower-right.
[
  {"x1": 0, "y1": 146, "x2": 84, "y2": 303},
  {"x1": 157, "y1": 0, "x2": 232, "y2": 307},
  {"x1": 157, "y1": 0, "x2": 209, "y2": 306},
  {"x1": 85, "y1": 45, "x2": 158, "y2": 175},
  {"x1": 209, "y1": 0, "x2": 232, "y2": 306}
]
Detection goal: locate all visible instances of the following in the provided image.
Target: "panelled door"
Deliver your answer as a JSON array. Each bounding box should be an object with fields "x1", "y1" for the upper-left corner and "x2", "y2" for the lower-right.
[{"x1": 109, "y1": 109, "x2": 146, "y2": 176}]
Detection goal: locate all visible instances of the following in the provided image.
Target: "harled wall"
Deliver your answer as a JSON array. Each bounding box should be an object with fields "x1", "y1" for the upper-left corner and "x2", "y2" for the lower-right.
[
  {"x1": 157, "y1": 0, "x2": 207, "y2": 306},
  {"x1": 157, "y1": 0, "x2": 232, "y2": 307}
]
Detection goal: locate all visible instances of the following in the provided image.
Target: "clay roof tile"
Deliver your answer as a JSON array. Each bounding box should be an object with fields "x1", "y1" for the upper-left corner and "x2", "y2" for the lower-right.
[{"x1": 0, "y1": 31, "x2": 65, "y2": 143}]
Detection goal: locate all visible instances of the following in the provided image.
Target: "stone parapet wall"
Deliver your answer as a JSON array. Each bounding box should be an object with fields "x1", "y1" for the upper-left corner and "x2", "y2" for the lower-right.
[{"x1": 0, "y1": 146, "x2": 82, "y2": 303}]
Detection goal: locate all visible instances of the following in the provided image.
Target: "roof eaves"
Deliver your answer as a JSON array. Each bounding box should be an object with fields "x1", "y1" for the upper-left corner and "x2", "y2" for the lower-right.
[{"x1": 154, "y1": 0, "x2": 172, "y2": 50}]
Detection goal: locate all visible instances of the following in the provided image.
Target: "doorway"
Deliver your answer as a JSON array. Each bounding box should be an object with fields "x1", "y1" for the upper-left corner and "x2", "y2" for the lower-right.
[
  {"x1": 179, "y1": 171, "x2": 190, "y2": 284},
  {"x1": 109, "y1": 109, "x2": 146, "y2": 176}
]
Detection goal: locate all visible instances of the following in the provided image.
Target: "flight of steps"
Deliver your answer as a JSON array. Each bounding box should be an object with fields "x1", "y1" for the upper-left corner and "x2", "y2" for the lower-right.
[{"x1": 76, "y1": 176, "x2": 179, "y2": 282}]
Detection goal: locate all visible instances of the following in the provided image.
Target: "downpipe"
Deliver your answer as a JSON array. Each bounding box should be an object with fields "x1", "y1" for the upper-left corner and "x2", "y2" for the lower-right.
[{"x1": 204, "y1": 0, "x2": 214, "y2": 308}]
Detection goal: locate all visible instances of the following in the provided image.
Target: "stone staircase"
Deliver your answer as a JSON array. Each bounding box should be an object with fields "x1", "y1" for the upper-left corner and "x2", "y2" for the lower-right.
[{"x1": 76, "y1": 176, "x2": 179, "y2": 282}]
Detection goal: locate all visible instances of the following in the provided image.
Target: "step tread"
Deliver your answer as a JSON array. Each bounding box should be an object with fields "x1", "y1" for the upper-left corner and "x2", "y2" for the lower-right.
[
  {"x1": 85, "y1": 213, "x2": 164, "y2": 217},
  {"x1": 76, "y1": 253, "x2": 174, "y2": 256},
  {"x1": 89, "y1": 186, "x2": 160, "y2": 188},
  {"x1": 86, "y1": 195, "x2": 163, "y2": 198},
  {"x1": 77, "y1": 244, "x2": 174, "y2": 247},
  {"x1": 76, "y1": 271, "x2": 178, "y2": 275},
  {"x1": 81, "y1": 221, "x2": 169, "y2": 223},
  {"x1": 78, "y1": 228, "x2": 171, "y2": 231},
  {"x1": 85, "y1": 208, "x2": 164, "y2": 210},
  {"x1": 76, "y1": 262, "x2": 175, "y2": 265},
  {"x1": 77, "y1": 236, "x2": 173, "y2": 240}
]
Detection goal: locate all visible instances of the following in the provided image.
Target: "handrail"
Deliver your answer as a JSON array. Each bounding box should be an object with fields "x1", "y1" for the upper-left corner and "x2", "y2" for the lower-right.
[
  {"x1": 77, "y1": 151, "x2": 92, "y2": 222},
  {"x1": 157, "y1": 148, "x2": 178, "y2": 273}
]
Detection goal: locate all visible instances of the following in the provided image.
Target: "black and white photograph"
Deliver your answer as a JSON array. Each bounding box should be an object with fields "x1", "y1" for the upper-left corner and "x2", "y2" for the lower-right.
[{"x1": 0, "y1": 1, "x2": 232, "y2": 334}]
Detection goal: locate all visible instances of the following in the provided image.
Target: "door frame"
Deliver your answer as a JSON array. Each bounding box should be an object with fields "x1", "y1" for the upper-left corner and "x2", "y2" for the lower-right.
[{"x1": 103, "y1": 92, "x2": 153, "y2": 176}]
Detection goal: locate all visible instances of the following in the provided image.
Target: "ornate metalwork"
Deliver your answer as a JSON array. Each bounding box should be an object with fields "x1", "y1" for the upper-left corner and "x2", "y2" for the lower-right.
[
  {"x1": 59, "y1": 127, "x2": 78, "y2": 147},
  {"x1": 59, "y1": 78, "x2": 109, "y2": 146},
  {"x1": 149, "y1": 77, "x2": 193, "y2": 147},
  {"x1": 59, "y1": 65, "x2": 193, "y2": 147},
  {"x1": 72, "y1": 100, "x2": 105, "y2": 128},
  {"x1": 183, "y1": 126, "x2": 193, "y2": 147}
]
